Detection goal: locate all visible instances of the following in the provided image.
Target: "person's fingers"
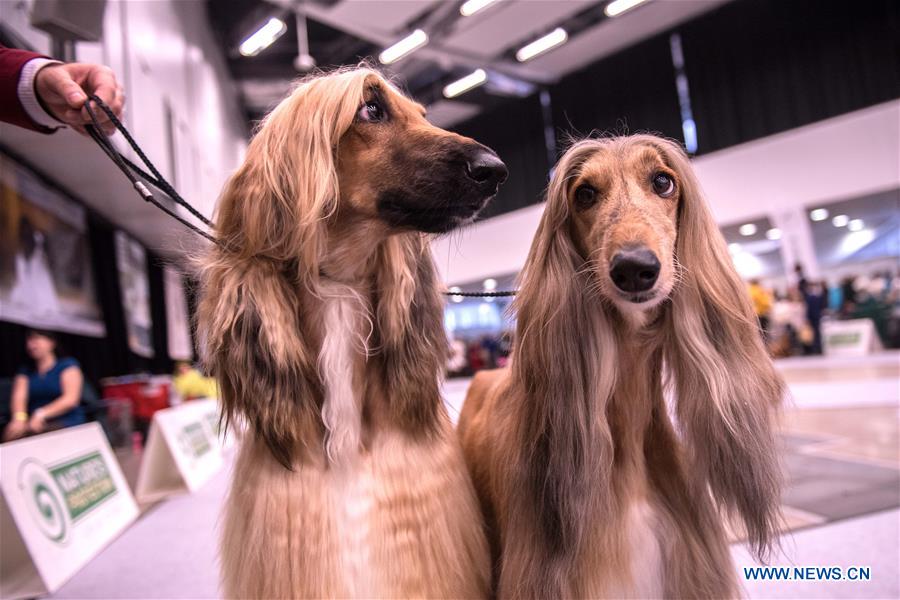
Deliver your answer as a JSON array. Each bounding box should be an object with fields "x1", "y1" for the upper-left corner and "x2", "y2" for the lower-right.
[
  {"x1": 48, "y1": 67, "x2": 88, "y2": 110},
  {"x1": 86, "y1": 66, "x2": 123, "y2": 116}
]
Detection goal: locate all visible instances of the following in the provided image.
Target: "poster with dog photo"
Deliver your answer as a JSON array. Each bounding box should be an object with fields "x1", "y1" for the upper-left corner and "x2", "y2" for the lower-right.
[
  {"x1": 115, "y1": 231, "x2": 154, "y2": 358},
  {"x1": 0, "y1": 152, "x2": 105, "y2": 337}
]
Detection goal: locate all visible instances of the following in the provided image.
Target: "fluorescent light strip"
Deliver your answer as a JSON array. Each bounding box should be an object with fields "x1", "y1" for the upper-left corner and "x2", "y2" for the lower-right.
[
  {"x1": 739, "y1": 223, "x2": 757, "y2": 236},
  {"x1": 239, "y1": 17, "x2": 287, "y2": 57},
  {"x1": 605, "y1": 0, "x2": 651, "y2": 18},
  {"x1": 516, "y1": 27, "x2": 568, "y2": 62},
  {"x1": 809, "y1": 208, "x2": 829, "y2": 221},
  {"x1": 443, "y1": 68, "x2": 488, "y2": 98},
  {"x1": 460, "y1": 0, "x2": 501, "y2": 17},
  {"x1": 379, "y1": 29, "x2": 428, "y2": 65}
]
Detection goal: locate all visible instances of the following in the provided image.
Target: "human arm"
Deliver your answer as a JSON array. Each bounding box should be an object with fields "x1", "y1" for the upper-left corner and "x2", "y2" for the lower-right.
[
  {"x1": 3, "y1": 375, "x2": 30, "y2": 441},
  {"x1": 29, "y1": 365, "x2": 83, "y2": 433}
]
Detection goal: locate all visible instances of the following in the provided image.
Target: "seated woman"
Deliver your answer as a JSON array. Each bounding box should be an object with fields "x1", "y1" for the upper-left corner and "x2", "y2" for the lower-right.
[{"x1": 3, "y1": 329, "x2": 85, "y2": 442}]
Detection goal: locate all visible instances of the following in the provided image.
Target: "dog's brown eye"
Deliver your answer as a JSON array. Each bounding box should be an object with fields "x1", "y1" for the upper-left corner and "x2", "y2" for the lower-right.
[
  {"x1": 651, "y1": 172, "x2": 675, "y2": 197},
  {"x1": 357, "y1": 100, "x2": 385, "y2": 123},
  {"x1": 574, "y1": 184, "x2": 597, "y2": 210}
]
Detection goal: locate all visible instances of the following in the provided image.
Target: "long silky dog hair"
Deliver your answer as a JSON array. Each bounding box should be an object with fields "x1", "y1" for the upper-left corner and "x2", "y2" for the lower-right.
[{"x1": 499, "y1": 135, "x2": 783, "y2": 596}]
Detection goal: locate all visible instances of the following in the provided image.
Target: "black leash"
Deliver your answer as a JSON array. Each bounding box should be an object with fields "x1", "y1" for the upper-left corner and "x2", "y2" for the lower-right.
[
  {"x1": 82, "y1": 95, "x2": 516, "y2": 297},
  {"x1": 83, "y1": 95, "x2": 218, "y2": 244}
]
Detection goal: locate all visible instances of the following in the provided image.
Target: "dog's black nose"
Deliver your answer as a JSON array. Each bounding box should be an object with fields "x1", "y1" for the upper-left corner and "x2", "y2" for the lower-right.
[
  {"x1": 610, "y1": 248, "x2": 661, "y2": 293},
  {"x1": 465, "y1": 149, "x2": 508, "y2": 187}
]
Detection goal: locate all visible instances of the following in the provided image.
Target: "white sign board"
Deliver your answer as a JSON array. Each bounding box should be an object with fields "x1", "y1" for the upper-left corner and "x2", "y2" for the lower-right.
[
  {"x1": 823, "y1": 318, "x2": 883, "y2": 357},
  {"x1": 134, "y1": 398, "x2": 231, "y2": 503},
  {"x1": 0, "y1": 423, "x2": 138, "y2": 599}
]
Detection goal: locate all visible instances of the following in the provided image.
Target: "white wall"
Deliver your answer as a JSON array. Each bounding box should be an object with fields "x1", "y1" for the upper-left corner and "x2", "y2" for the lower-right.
[
  {"x1": 432, "y1": 100, "x2": 900, "y2": 285},
  {"x1": 1, "y1": 0, "x2": 246, "y2": 252}
]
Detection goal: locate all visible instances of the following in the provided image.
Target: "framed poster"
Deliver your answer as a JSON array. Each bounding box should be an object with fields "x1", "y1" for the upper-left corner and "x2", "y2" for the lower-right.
[
  {"x1": 164, "y1": 267, "x2": 192, "y2": 361},
  {"x1": 114, "y1": 231, "x2": 154, "y2": 358},
  {"x1": 0, "y1": 152, "x2": 105, "y2": 337}
]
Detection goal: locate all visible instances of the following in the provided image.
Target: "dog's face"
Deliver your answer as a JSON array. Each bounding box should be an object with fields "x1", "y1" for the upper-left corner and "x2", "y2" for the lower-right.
[
  {"x1": 568, "y1": 141, "x2": 680, "y2": 311},
  {"x1": 336, "y1": 76, "x2": 507, "y2": 234}
]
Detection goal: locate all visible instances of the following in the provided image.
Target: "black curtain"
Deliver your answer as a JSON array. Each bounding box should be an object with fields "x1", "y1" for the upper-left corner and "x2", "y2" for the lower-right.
[
  {"x1": 549, "y1": 32, "x2": 684, "y2": 150},
  {"x1": 451, "y1": 93, "x2": 552, "y2": 219},
  {"x1": 148, "y1": 252, "x2": 173, "y2": 374},
  {"x1": 679, "y1": 0, "x2": 900, "y2": 155}
]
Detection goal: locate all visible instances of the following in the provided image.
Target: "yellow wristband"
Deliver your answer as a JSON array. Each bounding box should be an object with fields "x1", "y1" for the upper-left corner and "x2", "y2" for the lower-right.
[{"x1": 13, "y1": 412, "x2": 28, "y2": 422}]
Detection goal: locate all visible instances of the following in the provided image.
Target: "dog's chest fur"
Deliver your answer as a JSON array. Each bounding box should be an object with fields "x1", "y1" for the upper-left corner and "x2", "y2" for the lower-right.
[{"x1": 220, "y1": 289, "x2": 490, "y2": 598}]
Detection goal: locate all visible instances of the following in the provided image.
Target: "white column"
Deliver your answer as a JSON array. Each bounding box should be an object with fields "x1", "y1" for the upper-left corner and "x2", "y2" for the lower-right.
[{"x1": 771, "y1": 206, "x2": 820, "y2": 280}]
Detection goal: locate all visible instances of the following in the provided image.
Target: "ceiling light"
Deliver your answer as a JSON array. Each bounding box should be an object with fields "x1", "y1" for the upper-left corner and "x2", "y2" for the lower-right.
[
  {"x1": 739, "y1": 223, "x2": 757, "y2": 236},
  {"x1": 449, "y1": 286, "x2": 464, "y2": 303},
  {"x1": 443, "y1": 68, "x2": 488, "y2": 98},
  {"x1": 766, "y1": 228, "x2": 782, "y2": 240},
  {"x1": 483, "y1": 278, "x2": 497, "y2": 291},
  {"x1": 378, "y1": 29, "x2": 428, "y2": 65},
  {"x1": 515, "y1": 27, "x2": 568, "y2": 62},
  {"x1": 809, "y1": 208, "x2": 829, "y2": 221},
  {"x1": 832, "y1": 214, "x2": 849, "y2": 227},
  {"x1": 605, "y1": 0, "x2": 651, "y2": 18},
  {"x1": 728, "y1": 243, "x2": 741, "y2": 254},
  {"x1": 848, "y1": 219, "x2": 864, "y2": 232},
  {"x1": 460, "y1": 0, "x2": 501, "y2": 17},
  {"x1": 239, "y1": 17, "x2": 287, "y2": 57}
]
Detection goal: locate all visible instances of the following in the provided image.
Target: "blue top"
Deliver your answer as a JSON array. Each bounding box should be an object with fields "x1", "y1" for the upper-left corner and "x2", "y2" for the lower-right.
[{"x1": 17, "y1": 357, "x2": 86, "y2": 427}]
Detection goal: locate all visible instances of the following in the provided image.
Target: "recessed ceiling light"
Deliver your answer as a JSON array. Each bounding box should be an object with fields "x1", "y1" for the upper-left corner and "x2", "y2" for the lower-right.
[
  {"x1": 443, "y1": 68, "x2": 488, "y2": 98},
  {"x1": 239, "y1": 17, "x2": 287, "y2": 57},
  {"x1": 739, "y1": 223, "x2": 757, "y2": 236},
  {"x1": 847, "y1": 219, "x2": 864, "y2": 232},
  {"x1": 449, "y1": 286, "x2": 463, "y2": 303},
  {"x1": 605, "y1": 0, "x2": 651, "y2": 18},
  {"x1": 460, "y1": 0, "x2": 501, "y2": 17},
  {"x1": 378, "y1": 29, "x2": 428, "y2": 65},
  {"x1": 483, "y1": 278, "x2": 497, "y2": 291},
  {"x1": 766, "y1": 228, "x2": 782, "y2": 240},
  {"x1": 516, "y1": 27, "x2": 568, "y2": 62},
  {"x1": 809, "y1": 208, "x2": 829, "y2": 221},
  {"x1": 832, "y1": 214, "x2": 849, "y2": 227},
  {"x1": 728, "y1": 243, "x2": 741, "y2": 254}
]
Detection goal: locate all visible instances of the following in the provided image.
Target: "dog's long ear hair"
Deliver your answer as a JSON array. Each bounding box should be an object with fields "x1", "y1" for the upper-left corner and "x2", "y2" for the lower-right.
[
  {"x1": 198, "y1": 69, "x2": 376, "y2": 469},
  {"x1": 374, "y1": 232, "x2": 448, "y2": 433},
  {"x1": 501, "y1": 140, "x2": 618, "y2": 597},
  {"x1": 655, "y1": 137, "x2": 784, "y2": 559}
]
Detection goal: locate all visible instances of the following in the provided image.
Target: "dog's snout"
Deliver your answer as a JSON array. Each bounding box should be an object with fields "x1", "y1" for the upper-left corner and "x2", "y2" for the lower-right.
[
  {"x1": 465, "y1": 149, "x2": 508, "y2": 187},
  {"x1": 609, "y1": 248, "x2": 661, "y2": 293}
]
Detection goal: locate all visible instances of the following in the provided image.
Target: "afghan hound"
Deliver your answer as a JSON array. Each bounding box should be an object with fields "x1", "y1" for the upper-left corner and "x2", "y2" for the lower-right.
[
  {"x1": 198, "y1": 67, "x2": 507, "y2": 598},
  {"x1": 458, "y1": 135, "x2": 784, "y2": 598}
]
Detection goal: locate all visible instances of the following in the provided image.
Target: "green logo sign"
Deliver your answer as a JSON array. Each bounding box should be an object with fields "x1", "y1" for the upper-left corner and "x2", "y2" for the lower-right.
[
  {"x1": 177, "y1": 422, "x2": 211, "y2": 458},
  {"x1": 18, "y1": 451, "x2": 118, "y2": 544}
]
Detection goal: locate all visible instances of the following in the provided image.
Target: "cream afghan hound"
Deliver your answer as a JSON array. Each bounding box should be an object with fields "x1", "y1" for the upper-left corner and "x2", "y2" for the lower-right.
[
  {"x1": 459, "y1": 135, "x2": 784, "y2": 598},
  {"x1": 198, "y1": 67, "x2": 507, "y2": 598}
]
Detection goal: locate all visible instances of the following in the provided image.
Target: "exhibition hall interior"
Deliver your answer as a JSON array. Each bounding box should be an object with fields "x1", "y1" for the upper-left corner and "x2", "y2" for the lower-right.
[{"x1": 0, "y1": 0, "x2": 897, "y2": 598}]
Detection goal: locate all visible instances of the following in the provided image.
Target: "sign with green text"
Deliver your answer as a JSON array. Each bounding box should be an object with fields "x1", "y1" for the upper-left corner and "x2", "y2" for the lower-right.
[{"x1": 0, "y1": 423, "x2": 138, "y2": 599}]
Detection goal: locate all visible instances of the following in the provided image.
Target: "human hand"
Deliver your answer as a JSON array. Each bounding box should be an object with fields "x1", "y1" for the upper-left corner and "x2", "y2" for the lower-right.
[
  {"x1": 28, "y1": 409, "x2": 47, "y2": 434},
  {"x1": 3, "y1": 419, "x2": 28, "y2": 442},
  {"x1": 34, "y1": 62, "x2": 125, "y2": 135}
]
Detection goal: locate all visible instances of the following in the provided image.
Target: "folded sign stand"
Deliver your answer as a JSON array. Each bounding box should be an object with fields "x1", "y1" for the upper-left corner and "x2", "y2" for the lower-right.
[
  {"x1": 134, "y1": 398, "x2": 231, "y2": 503},
  {"x1": 0, "y1": 423, "x2": 139, "y2": 600}
]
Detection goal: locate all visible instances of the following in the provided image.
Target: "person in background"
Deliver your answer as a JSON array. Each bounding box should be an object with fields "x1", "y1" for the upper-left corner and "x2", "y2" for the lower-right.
[
  {"x1": 748, "y1": 278, "x2": 773, "y2": 340},
  {"x1": 172, "y1": 361, "x2": 218, "y2": 401},
  {"x1": 794, "y1": 263, "x2": 809, "y2": 296},
  {"x1": 0, "y1": 44, "x2": 124, "y2": 134},
  {"x1": 803, "y1": 281, "x2": 826, "y2": 355},
  {"x1": 3, "y1": 329, "x2": 85, "y2": 441}
]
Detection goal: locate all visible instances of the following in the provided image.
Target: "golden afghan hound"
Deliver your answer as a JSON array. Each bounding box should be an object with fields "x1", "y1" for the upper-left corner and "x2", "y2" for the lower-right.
[
  {"x1": 459, "y1": 135, "x2": 784, "y2": 598},
  {"x1": 198, "y1": 67, "x2": 507, "y2": 598}
]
